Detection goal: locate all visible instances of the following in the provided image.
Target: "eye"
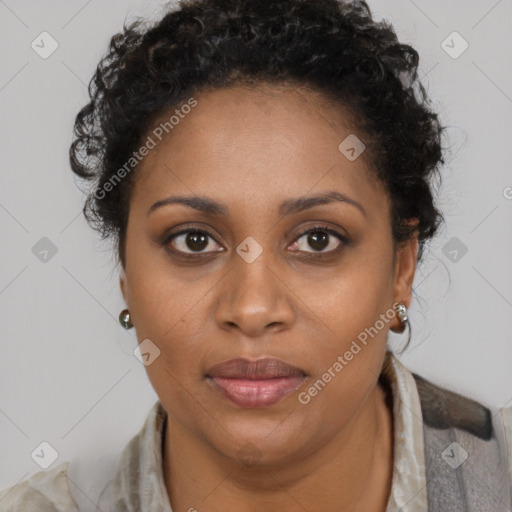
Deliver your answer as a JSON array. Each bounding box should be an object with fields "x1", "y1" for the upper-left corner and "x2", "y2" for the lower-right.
[
  {"x1": 163, "y1": 225, "x2": 349, "y2": 257},
  {"x1": 166, "y1": 229, "x2": 223, "y2": 254},
  {"x1": 290, "y1": 226, "x2": 348, "y2": 254}
]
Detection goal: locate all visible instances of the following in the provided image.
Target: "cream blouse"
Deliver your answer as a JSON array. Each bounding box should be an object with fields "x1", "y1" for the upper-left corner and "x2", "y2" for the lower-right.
[{"x1": 1, "y1": 351, "x2": 511, "y2": 511}]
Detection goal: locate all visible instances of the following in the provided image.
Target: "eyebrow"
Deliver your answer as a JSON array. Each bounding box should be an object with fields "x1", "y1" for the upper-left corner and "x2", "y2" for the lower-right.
[{"x1": 147, "y1": 191, "x2": 366, "y2": 218}]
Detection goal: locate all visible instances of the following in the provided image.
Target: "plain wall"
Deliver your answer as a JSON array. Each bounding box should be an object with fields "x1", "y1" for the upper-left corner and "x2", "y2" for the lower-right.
[{"x1": 1, "y1": 0, "x2": 511, "y2": 500}]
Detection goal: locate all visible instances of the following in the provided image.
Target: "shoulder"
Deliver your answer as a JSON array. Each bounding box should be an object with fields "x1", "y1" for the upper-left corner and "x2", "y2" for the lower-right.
[
  {"x1": 411, "y1": 371, "x2": 495, "y2": 439},
  {"x1": 411, "y1": 370, "x2": 512, "y2": 498},
  {"x1": 411, "y1": 370, "x2": 512, "y2": 447},
  {"x1": 0, "y1": 462, "x2": 79, "y2": 512}
]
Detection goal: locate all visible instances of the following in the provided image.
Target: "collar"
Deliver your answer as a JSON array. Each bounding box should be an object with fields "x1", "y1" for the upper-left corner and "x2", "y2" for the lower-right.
[{"x1": 381, "y1": 349, "x2": 429, "y2": 511}]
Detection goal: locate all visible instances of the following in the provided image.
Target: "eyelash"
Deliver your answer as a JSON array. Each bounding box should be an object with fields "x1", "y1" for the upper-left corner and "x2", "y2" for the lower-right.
[{"x1": 163, "y1": 224, "x2": 350, "y2": 258}]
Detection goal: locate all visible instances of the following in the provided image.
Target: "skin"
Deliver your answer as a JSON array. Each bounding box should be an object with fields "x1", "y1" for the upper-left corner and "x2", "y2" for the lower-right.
[{"x1": 120, "y1": 83, "x2": 418, "y2": 512}]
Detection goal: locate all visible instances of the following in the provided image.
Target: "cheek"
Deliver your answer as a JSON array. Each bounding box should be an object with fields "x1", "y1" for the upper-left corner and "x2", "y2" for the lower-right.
[
  {"x1": 126, "y1": 254, "x2": 211, "y2": 338},
  {"x1": 131, "y1": 283, "x2": 210, "y2": 377},
  {"x1": 135, "y1": 300, "x2": 210, "y2": 423},
  {"x1": 301, "y1": 254, "x2": 393, "y2": 390},
  {"x1": 297, "y1": 294, "x2": 391, "y2": 431},
  {"x1": 306, "y1": 252, "x2": 393, "y2": 334},
  {"x1": 124, "y1": 262, "x2": 215, "y2": 393}
]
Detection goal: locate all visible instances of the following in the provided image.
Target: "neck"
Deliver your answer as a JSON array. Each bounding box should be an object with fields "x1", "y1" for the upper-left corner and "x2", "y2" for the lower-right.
[{"x1": 163, "y1": 381, "x2": 394, "y2": 512}]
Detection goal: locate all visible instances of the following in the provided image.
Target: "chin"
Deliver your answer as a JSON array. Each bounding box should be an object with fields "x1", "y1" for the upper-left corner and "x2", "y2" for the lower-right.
[{"x1": 207, "y1": 416, "x2": 309, "y2": 466}]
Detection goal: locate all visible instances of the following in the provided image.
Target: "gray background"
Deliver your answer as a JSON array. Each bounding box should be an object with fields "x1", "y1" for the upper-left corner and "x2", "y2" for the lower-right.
[{"x1": 1, "y1": 0, "x2": 511, "y2": 500}]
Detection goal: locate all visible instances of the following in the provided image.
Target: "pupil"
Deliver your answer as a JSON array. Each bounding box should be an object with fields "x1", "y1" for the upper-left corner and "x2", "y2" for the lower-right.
[
  {"x1": 186, "y1": 231, "x2": 208, "y2": 251},
  {"x1": 308, "y1": 230, "x2": 328, "y2": 251}
]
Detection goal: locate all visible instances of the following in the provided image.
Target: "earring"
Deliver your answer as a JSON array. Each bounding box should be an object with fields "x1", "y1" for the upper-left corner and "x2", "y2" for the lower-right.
[
  {"x1": 119, "y1": 309, "x2": 133, "y2": 329},
  {"x1": 391, "y1": 302, "x2": 408, "y2": 334}
]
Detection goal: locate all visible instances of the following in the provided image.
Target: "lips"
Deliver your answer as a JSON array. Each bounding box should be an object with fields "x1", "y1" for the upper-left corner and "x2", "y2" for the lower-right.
[{"x1": 206, "y1": 358, "x2": 307, "y2": 408}]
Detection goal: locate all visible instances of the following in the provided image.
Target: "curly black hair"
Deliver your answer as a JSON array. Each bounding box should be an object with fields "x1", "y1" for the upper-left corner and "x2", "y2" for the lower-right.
[{"x1": 70, "y1": 0, "x2": 446, "y2": 271}]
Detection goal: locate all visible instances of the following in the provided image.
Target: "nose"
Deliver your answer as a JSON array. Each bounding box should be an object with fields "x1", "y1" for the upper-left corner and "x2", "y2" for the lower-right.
[{"x1": 214, "y1": 251, "x2": 295, "y2": 337}]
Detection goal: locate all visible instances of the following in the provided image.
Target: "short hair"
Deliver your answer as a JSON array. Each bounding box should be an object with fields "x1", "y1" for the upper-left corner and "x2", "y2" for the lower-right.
[{"x1": 69, "y1": 0, "x2": 446, "y2": 268}]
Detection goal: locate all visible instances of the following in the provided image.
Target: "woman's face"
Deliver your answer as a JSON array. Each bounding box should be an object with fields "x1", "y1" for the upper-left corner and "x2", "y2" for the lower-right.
[{"x1": 120, "y1": 84, "x2": 417, "y2": 464}]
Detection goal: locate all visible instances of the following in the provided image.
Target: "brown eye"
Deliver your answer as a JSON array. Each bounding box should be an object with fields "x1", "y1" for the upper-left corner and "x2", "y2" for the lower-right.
[
  {"x1": 291, "y1": 227, "x2": 348, "y2": 254},
  {"x1": 167, "y1": 229, "x2": 223, "y2": 254},
  {"x1": 306, "y1": 230, "x2": 330, "y2": 251}
]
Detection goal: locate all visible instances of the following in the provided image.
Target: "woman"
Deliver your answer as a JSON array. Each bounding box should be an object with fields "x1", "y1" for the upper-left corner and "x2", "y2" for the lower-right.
[{"x1": 1, "y1": 0, "x2": 510, "y2": 510}]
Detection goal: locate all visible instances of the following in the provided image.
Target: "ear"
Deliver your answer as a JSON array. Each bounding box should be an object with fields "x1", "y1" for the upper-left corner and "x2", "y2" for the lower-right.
[
  {"x1": 392, "y1": 220, "x2": 419, "y2": 315},
  {"x1": 120, "y1": 270, "x2": 128, "y2": 305}
]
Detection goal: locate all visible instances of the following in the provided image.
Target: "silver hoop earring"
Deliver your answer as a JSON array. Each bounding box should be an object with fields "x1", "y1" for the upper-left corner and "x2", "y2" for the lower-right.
[
  {"x1": 391, "y1": 302, "x2": 408, "y2": 334},
  {"x1": 119, "y1": 309, "x2": 133, "y2": 329},
  {"x1": 391, "y1": 302, "x2": 412, "y2": 354},
  {"x1": 396, "y1": 303, "x2": 408, "y2": 325}
]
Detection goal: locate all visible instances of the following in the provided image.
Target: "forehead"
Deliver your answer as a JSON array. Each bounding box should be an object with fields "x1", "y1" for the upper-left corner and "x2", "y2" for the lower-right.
[{"x1": 131, "y1": 84, "x2": 387, "y2": 214}]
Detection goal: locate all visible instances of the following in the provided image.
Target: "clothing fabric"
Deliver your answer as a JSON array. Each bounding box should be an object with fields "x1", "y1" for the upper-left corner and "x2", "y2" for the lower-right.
[
  {"x1": 412, "y1": 370, "x2": 511, "y2": 509},
  {"x1": 1, "y1": 350, "x2": 510, "y2": 511}
]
